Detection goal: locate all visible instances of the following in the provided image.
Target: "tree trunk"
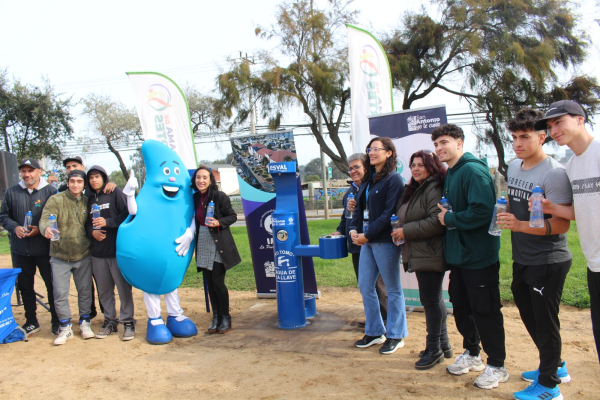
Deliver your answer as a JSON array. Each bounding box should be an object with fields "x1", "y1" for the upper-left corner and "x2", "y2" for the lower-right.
[{"x1": 106, "y1": 139, "x2": 130, "y2": 181}]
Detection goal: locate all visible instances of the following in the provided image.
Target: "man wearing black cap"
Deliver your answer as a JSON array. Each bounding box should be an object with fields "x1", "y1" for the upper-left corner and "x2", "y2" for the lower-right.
[
  {"x1": 85, "y1": 165, "x2": 135, "y2": 341},
  {"x1": 40, "y1": 169, "x2": 94, "y2": 345},
  {"x1": 532, "y1": 100, "x2": 600, "y2": 365},
  {"x1": 0, "y1": 158, "x2": 60, "y2": 336}
]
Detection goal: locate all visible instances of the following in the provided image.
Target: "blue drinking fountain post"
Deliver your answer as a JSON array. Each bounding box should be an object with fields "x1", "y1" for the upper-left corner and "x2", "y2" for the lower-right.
[{"x1": 268, "y1": 162, "x2": 347, "y2": 329}]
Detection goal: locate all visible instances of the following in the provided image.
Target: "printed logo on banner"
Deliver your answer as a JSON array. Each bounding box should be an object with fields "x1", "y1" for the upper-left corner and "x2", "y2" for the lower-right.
[
  {"x1": 407, "y1": 115, "x2": 442, "y2": 132},
  {"x1": 359, "y1": 45, "x2": 384, "y2": 116},
  {"x1": 258, "y1": 209, "x2": 275, "y2": 250},
  {"x1": 145, "y1": 84, "x2": 176, "y2": 150},
  {"x1": 264, "y1": 261, "x2": 275, "y2": 278}
]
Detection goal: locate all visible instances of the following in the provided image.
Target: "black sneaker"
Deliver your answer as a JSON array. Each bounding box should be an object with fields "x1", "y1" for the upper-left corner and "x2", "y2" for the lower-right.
[
  {"x1": 51, "y1": 322, "x2": 60, "y2": 336},
  {"x1": 379, "y1": 338, "x2": 404, "y2": 354},
  {"x1": 22, "y1": 321, "x2": 41, "y2": 337},
  {"x1": 416, "y1": 349, "x2": 444, "y2": 370},
  {"x1": 420, "y1": 344, "x2": 453, "y2": 359},
  {"x1": 95, "y1": 320, "x2": 117, "y2": 339},
  {"x1": 355, "y1": 334, "x2": 386, "y2": 348},
  {"x1": 122, "y1": 322, "x2": 135, "y2": 341}
]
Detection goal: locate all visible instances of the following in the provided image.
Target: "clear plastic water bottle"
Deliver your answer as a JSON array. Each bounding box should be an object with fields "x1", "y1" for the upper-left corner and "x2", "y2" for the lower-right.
[
  {"x1": 206, "y1": 201, "x2": 215, "y2": 225},
  {"x1": 529, "y1": 186, "x2": 545, "y2": 228},
  {"x1": 48, "y1": 214, "x2": 59, "y2": 241},
  {"x1": 390, "y1": 214, "x2": 404, "y2": 245},
  {"x1": 345, "y1": 193, "x2": 354, "y2": 219},
  {"x1": 488, "y1": 197, "x2": 507, "y2": 236},
  {"x1": 50, "y1": 169, "x2": 59, "y2": 190},
  {"x1": 92, "y1": 204, "x2": 101, "y2": 230},
  {"x1": 23, "y1": 211, "x2": 32, "y2": 234},
  {"x1": 440, "y1": 197, "x2": 455, "y2": 230}
]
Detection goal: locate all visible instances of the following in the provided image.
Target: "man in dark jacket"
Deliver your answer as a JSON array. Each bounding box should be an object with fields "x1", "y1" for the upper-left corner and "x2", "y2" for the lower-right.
[
  {"x1": 332, "y1": 153, "x2": 387, "y2": 325},
  {"x1": 85, "y1": 166, "x2": 135, "y2": 341},
  {"x1": 433, "y1": 124, "x2": 507, "y2": 390},
  {"x1": 0, "y1": 158, "x2": 59, "y2": 336}
]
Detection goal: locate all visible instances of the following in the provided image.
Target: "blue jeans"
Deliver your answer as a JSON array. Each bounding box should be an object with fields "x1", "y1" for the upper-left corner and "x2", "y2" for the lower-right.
[{"x1": 358, "y1": 242, "x2": 408, "y2": 339}]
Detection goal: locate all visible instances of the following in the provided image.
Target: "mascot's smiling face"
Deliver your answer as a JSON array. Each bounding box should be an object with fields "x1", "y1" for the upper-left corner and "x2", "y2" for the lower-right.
[{"x1": 142, "y1": 140, "x2": 189, "y2": 201}]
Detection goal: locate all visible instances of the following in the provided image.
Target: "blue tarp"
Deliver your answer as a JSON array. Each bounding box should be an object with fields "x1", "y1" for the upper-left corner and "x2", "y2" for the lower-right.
[{"x1": 0, "y1": 268, "x2": 21, "y2": 343}]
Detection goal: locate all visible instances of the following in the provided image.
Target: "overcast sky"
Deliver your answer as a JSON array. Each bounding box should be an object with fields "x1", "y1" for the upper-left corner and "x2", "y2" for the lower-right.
[{"x1": 2, "y1": 0, "x2": 599, "y2": 173}]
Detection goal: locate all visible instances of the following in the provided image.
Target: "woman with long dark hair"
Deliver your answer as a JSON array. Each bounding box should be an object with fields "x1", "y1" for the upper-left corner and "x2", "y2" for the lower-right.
[
  {"x1": 191, "y1": 165, "x2": 241, "y2": 334},
  {"x1": 391, "y1": 150, "x2": 451, "y2": 369},
  {"x1": 349, "y1": 137, "x2": 408, "y2": 355}
]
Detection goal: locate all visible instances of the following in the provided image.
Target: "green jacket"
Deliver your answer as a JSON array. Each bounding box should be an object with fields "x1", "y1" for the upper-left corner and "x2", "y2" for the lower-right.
[
  {"x1": 40, "y1": 191, "x2": 90, "y2": 262},
  {"x1": 442, "y1": 153, "x2": 499, "y2": 269}
]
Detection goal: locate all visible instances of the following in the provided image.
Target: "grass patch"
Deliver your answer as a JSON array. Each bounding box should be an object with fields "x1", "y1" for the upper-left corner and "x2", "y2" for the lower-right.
[{"x1": 0, "y1": 235, "x2": 10, "y2": 255}]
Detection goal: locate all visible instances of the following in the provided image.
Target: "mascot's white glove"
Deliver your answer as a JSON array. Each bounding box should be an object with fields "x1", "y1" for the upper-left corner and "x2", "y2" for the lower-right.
[
  {"x1": 123, "y1": 170, "x2": 139, "y2": 197},
  {"x1": 175, "y1": 218, "x2": 196, "y2": 256}
]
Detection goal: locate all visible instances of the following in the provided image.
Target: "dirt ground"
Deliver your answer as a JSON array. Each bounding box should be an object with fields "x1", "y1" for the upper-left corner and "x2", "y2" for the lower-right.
[{"x1": 1, "y1": 254, "x2": 598, "y2": 399}]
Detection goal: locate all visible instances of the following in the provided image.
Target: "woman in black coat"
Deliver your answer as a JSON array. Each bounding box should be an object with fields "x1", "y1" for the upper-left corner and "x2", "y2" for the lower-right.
[{"x1": 192, "y1": 165, "x2": 241, "y2": 334}]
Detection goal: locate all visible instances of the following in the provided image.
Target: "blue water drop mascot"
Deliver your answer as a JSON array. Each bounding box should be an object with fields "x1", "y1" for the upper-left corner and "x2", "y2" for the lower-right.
[{"x1": 117, "y1": 140, "x2": 198, "y2": 344}]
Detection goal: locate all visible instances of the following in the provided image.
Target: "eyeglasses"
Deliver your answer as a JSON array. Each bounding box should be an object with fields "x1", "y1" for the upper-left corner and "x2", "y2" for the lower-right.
[
  {"x1": 347, "y1": 165, "x2": 363, "y2": 174},
  {"x1": 366, "y1": 147, "x2": 387, "y2": 153}
]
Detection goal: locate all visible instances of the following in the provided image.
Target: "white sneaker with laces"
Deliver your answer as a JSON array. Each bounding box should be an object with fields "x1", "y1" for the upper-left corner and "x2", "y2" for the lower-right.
[
  {"x1": 79, "y1": 320, "x2": 94, "y2": 339},
  {"x1": 446, "y1": 350, "x2": 485, "y2": 375},
  {"x1": 53, "y1": 324, "x2": 73, "y2": 346},
  {"x1": 473, "y1": 364, "x2": 509, "y2": 389}
]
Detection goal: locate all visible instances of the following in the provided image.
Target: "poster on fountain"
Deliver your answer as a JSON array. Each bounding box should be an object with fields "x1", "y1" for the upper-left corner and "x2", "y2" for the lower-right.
[
  {"x1": 368, "y1": 105, "x2": 452, "y2": 311},
  {"x1": 230, "y1": 131, "x2": 317, "y2": 297}
]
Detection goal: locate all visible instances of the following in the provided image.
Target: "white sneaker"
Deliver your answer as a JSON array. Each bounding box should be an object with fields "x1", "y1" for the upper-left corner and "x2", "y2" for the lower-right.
[
  {"x1": 473, "y1": 364, "x2": 509, "y2": 389},
  {"x1": 53, "y1": 324, "x2": 73, "y2": 346},
  {"x1": 79, "y1": 320, "x2": 94, "y2": 339},
  {"x1": 446, "y1": 350, "x2": 485, "y2": 375}
]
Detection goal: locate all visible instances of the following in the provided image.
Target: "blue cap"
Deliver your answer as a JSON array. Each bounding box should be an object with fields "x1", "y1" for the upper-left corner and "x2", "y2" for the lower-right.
[
  {"x1": 497, "y1": 197, "x2": 507, "y2": 204},
  {"x1": 532, "y1": 186, "x2": 543, "y2": 194}
]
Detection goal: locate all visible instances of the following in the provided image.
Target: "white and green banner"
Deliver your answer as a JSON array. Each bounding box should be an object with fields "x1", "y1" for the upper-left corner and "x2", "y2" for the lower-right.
[
  {"x1": 127, "y1": 72, "x2": 198, "y2": 171},
  {"x1": 346, "y1": 24, "x2": 394, "y2": 154}
]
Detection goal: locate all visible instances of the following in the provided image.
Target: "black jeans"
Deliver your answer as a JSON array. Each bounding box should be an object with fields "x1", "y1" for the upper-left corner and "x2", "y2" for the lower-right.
[
  {"x1": 416, "y1": 270, "x2": 449, "y2": 352},
  {"x1": 352, "y1": 252, "x2": 388, "y2": 321},
  {"x1": 449, "y1": 262, "x2": 506, "y2": 367},
  {"x1": 512, "y1": 260, "x2": 570, "y2": 387},
  {"x1": 203, "y1": 262, "x2": 229, "y2": 317},
  {"x1": 12, "y1": 253, "x2": 58, "y2": 325},
  {"x1": 589, "y1": 268, "x2": 600, "y2": 364}
]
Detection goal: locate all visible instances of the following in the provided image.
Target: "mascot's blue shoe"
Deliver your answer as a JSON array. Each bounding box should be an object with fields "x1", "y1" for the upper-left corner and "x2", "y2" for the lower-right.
[
  {"x1": 166, "y1": 316, "x2": 198, "y2": 338},
  {"x1": 146, "y1": 318, "x2": 173, "y2": 345}
]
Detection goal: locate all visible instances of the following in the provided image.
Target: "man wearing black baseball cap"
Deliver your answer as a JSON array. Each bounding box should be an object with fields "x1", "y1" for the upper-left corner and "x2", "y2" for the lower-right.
[
  {"x1": 532, "y1": 99, "x2": 600, "y2": 365},
  {"x1": 40, "y1": 169, "x2": 94, "y2": 345},
  {"x1": 49, "y1": 155, "x2": 116, "y2": 195},
  {"x1": 0, "y1": 158, "x2": 60, "y2": 336}
]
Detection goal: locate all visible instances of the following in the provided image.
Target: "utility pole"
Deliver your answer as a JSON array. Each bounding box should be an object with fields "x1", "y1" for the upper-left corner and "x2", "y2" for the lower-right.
[{"x1": 238, "y1": 52, "x2": 257, "y2": 135}]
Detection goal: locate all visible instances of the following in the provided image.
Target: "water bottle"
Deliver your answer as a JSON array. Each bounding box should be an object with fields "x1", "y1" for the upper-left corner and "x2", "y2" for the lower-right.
[
  {"x1": 48, "y1": 214, "x2": 59, "y2": 241},
  {"x1": 92, "y1": 204, "x2": 101, "y2": 230},
  {"x1": 206, "y1": 201, "x2": 215, "y2": 225},
  {"x1": 488, "y1": 197, "x2": 507, "y2": 236},
  {"x1": 23, "y1": 211, "x2": 32, "y2": 234},
  {"x1": 50, "y1": 169, "x2": 59, "y2": 190},
  {"x1": 440, "y1": 197, "x2": 455, "y2": 230},
  {"x1": 345, "y1": 193, "x2": 354, "y2": 219},
  {"x1": 529, "y1": 186, "x2": 545, "y2": 228},
  {"x1": 390, "y1": 214, "x2": 404, "y2": 245}
]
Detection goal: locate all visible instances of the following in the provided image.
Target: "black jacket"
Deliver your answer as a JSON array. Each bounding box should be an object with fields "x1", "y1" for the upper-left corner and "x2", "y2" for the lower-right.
[
  {"x1": 193, "y1": 187, "x2": 241, "y2": 270},
  {"x1": 0, "y1": 179, "x2": 55, "y2": 257},
  {"x1": 350, "y1": 169, "x2": 404, "y2": 243},
  {"x1": 336, "y1": 181, "x2": 361, "y2": 254},
  {"x1": 84, "y1": 166, "x2": 129, "y2": 258}
]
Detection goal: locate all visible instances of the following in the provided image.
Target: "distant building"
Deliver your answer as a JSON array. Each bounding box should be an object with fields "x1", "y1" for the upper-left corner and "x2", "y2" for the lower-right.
[
  {"x1": 268, "y1": 150, "x2": 297, "y2": 163},
  {"x1": 205, "y1": 164, "x2": 239, "y2": 195}
]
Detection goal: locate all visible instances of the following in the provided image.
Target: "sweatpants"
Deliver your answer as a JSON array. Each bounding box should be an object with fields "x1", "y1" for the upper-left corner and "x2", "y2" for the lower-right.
[
  {"x1": 589, "y1": 269, "x2": 600, "y2": 364},
  {"x1": 91, "y1": 256, "x2": 135, "y2": 324},
  {"x1": 50, "y1": 256, "x2": 93, "y2": 322},
  {"x1": 448, "y1": 261, "x2": 506, "y2": 367},
  {"x1": 512, "y1": 260, "x2": 571, "y2": 387},
  {"x1": 202, "y1": 262, "x2": 230, "y2": 316},
  {"x1": 143, "y1": 289, "x2": 184, "y2": 319},
  {"x1": 352, "y1": 252, "x2": 388, "y2": 321},
  {"x1": 12, "y1": 253, "x2": 58, "y2": 325}
]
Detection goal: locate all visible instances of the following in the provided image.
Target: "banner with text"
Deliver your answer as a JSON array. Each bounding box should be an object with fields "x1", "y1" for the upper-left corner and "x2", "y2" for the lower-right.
[
  {"x1": 230, "y1": 131, "x2": 317, "y2": 296},
  {"x1": 346, "y1": 24, "x2": 394, "y2": 154},
  {"x1": 369, "y1": 105, "x2": 452, "y2": 311},
  {"x1": 127, "y1": 72, "x2": 198, "y2": 171}
]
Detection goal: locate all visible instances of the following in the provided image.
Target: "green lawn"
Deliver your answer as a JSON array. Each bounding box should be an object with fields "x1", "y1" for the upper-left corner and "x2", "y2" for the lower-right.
[{"x1": 2, "y1": 220, "x2": 590, "y2": 308}]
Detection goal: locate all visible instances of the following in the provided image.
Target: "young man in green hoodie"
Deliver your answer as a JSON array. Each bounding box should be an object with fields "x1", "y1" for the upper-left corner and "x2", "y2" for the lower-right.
[{"x1": 432, "y1": 124, "x2": 507, "y2": 390}]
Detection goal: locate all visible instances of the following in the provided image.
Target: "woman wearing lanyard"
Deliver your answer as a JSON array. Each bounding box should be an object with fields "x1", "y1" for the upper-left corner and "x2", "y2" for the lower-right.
[
  {"x1": 350, "y1": 137, "x2": 407, "y2": 354},
  {"x1": 192, "y1": 165, "x2": 241, "y2": 334},
  {"x1": 392, "y1": 150, "x2": 451, "y2": 369}
]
